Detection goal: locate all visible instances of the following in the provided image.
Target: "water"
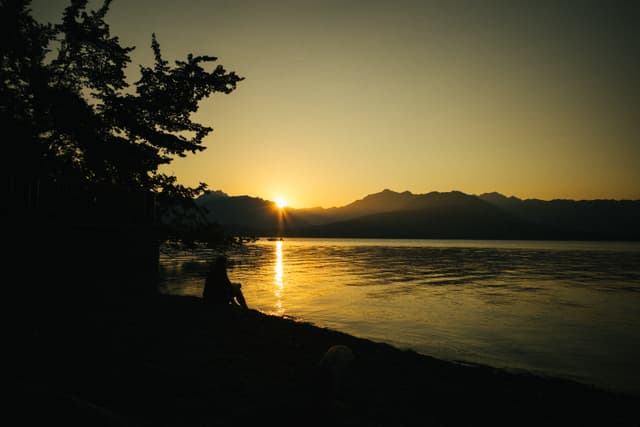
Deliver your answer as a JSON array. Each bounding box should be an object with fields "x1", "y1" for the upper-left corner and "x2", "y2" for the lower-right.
[{"x1": 158, "y1": 238, "x2": 640, "y2": 396}]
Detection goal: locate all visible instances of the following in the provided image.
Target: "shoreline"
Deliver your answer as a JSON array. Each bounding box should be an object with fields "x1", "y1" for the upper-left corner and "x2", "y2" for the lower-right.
[{"x1": 4, "y1": 293, "x2": 639, "y2": 426}]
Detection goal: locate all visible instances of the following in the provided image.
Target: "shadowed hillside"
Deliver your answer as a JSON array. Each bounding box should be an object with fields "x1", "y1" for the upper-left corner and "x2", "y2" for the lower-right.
[
  {"x1": 195, "y1": 189, "x2": 639, "y2": 240},
  {"x1": 480, "y1": 192, "x2": 640, "y2": 240},
  {"x1": 195, "y1": 192, "x2": 312, "y2": 236},
  {"x1": 294, "y1": 191, "x2": 573, "y2": 239}
]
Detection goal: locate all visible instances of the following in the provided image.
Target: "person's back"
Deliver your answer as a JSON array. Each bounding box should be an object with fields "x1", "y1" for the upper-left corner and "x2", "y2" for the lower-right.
[
  {"x1": 203, "y1": 256, "x2": 233, "y2": 305},
  {"x1": 203, "y1": 255, "x2": 248, "y2": 309}
]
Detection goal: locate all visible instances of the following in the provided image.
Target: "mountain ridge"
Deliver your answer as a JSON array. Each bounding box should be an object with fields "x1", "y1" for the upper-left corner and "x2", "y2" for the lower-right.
[{"x1": 193, "y1": 189, "x2": 640, "y2": 240}]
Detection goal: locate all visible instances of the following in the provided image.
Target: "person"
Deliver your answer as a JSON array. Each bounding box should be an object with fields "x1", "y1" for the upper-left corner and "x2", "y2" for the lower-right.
[{"x1": 202, "y1": 255, "x2": 248, "y2": 309}]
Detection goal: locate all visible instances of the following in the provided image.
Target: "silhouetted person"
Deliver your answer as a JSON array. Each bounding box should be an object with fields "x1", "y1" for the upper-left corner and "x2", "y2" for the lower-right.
[{"x1": 203, "y1": 255, "x2": 248, "y2": 309}]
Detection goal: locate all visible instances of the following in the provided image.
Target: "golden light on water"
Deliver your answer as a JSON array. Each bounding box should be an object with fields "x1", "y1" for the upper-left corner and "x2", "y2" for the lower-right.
[
  {"x1": 273, "y1": 240, "x2": 284, "y2": 315},
  {"x1": 275, "y1": 241, "x2": 283, "y2": 285}
]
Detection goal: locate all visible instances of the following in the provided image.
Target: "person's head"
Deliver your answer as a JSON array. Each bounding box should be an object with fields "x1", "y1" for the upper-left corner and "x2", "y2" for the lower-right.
[
  {"x1": 215, "y1": 255, "x2": 227, "y2": 269},
  {"x1": 209, "y1": 255, "x2": 228, "y2": 275}
]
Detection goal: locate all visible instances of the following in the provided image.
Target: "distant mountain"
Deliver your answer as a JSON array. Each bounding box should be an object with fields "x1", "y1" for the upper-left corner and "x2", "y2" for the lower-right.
[
  {"x1": 294, "y1": 191, "x2": 573, "y2": 239},
  {"x1": 478, "y1": 192, "x2": 640, "y2": 240},
  {"x1": 290, "y1": 189, "x2": 417, "y2": 225},
  {"x1": 197, "y1": 190, "x2": 229, "y2": 202},
  {"x1": 293, "y1": 189, "x2": 484, "y2": 225},
  {"x1": 194, "y1": 189, "x2": 640, "y2": 240},
  {"x1": 194, "y1": 192, "x2": 311, "y2": 235}
]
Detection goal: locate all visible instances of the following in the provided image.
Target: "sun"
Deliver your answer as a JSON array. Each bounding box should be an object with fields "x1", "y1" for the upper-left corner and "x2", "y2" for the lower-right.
[{"x1": 274, "y1": 197, "x2": 288, "y2": 209}]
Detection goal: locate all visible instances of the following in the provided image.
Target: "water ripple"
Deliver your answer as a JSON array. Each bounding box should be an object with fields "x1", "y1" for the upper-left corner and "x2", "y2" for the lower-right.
[{"x1": 158, "y1": 238, "x2": 640, "y2": 396}]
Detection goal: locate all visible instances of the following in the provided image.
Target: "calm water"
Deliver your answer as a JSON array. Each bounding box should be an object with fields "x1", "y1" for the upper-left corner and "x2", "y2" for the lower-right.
[{"x1": 158, "y1": 238, "x2": 640, "y2": 396}]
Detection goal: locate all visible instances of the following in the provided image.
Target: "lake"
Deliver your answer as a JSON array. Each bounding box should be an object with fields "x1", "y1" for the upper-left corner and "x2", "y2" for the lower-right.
[{"x1": 158, "y1": 238, "x2": 640, "y2": 396}]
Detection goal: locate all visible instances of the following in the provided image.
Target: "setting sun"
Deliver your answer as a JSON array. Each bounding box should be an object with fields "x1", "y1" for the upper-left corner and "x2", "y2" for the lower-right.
[{"x1": 274, "y1": 197, "x2": 288, "y2": 209}]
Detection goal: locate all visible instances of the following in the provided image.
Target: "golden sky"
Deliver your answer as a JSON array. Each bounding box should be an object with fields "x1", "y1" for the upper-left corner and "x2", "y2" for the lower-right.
[{"x1": 32, "y1": 0, "x2": 640, "y2": 208}]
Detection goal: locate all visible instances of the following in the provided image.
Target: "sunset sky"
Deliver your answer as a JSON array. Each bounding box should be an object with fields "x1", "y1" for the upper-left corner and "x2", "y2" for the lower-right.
[{"x1": 31, "y1": 0, "x2": 639, "y2": 208}]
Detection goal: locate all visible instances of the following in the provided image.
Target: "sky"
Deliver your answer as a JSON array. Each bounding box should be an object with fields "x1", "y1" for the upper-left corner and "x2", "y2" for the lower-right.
[{"x1": 31, "y1": 0, "x2": 639, "y2": 208}]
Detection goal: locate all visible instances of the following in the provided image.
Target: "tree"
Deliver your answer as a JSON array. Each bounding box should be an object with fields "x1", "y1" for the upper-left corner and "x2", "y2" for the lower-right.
[{"x1": 2, "y1": 0, "x2": 243, "y2": 205}]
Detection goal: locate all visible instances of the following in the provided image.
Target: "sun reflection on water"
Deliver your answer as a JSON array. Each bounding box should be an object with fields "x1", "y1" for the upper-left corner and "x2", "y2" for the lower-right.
[
  {"x1": 273, "y1": 240, "x2": 284, "y2": 315},
  {"x1": 158, "y1": 238, "x2": 640, "y2": 396}
]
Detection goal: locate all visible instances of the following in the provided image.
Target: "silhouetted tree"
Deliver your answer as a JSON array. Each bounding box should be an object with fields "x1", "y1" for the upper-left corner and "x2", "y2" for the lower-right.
[{"x1": 2, "y1": 0, "x2": 242, "y2": 206}]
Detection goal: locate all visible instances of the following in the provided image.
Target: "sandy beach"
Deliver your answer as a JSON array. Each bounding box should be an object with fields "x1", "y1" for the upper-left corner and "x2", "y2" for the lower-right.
[{"x1": 4, "y1": 293, "x2": 639, "y2": 426}]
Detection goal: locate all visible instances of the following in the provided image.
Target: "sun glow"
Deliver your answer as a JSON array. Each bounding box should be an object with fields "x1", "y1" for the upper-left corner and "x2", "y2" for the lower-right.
[{"x1": 274, "y1": 197, "x2": 288, "y2": 209}]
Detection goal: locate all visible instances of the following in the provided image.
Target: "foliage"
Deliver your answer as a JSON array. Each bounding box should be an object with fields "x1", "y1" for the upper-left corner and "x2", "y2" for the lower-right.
[{"x1": 1, "y1": 0, "x2": 243, "y2": 206}]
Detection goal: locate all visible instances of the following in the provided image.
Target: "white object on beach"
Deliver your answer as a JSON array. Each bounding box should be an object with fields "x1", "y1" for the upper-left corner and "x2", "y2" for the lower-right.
[{"x1": 319, "y1": 344, "x2": 355, "y2": 395}]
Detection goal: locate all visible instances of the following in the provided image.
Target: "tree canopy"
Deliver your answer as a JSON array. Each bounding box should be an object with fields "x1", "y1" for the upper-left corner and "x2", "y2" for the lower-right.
[{"x1": 1, "y1": 0, "x2": 243, "y2": 203}]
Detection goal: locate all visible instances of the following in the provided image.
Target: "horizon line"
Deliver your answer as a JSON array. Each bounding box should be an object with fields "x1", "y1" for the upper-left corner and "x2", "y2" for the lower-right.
[{"x1": 200, "y1": 188, "x2": 640, "y2": 210}]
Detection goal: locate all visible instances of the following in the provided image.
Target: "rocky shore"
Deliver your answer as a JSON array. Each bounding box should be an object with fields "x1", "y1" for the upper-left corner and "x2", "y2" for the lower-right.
[{"x1": 4, "y1": 294, "x2": 639, "y2": 426}]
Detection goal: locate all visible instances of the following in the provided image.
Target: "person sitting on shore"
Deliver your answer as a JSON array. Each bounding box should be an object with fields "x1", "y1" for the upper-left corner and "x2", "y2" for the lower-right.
[{"x1": 202, "y1": 255, "x2": 248, "y2": 309}]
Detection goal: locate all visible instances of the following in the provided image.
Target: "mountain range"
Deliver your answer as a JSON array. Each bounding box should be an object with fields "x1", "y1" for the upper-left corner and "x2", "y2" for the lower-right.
[{"x1": 194, "y1": 189, "x2": 640, "y2": 240}]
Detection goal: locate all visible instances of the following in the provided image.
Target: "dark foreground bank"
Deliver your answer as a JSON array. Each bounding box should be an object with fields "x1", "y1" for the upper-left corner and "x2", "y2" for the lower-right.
[{"x1": 3, "y1": 294, "x2": 639, "y2": 426}]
